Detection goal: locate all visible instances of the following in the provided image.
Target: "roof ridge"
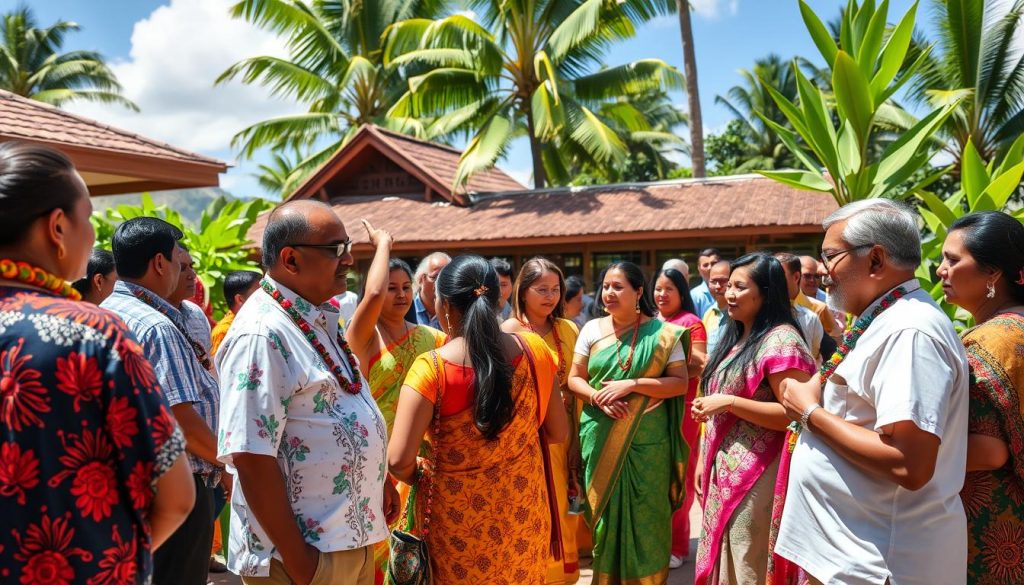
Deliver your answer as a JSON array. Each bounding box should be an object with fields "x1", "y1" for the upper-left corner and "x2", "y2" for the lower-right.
[
  {"x1": 0, "y1": 89, "x2": 225, "y2": 167},
  {"x1": 371, "y1": 125, "x2": 465, "y2": 155},
  {"x1": 467, "y1": 173, "x2": 769, "y2": 201}
]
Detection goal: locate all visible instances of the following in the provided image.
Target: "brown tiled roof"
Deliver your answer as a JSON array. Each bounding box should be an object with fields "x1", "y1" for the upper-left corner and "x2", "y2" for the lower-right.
[
  {"x1": 0, "y1": 89, "x2": 225, "y2": 167},
  {"x1": 251, "y1": 175, "x2": 837, "y2": 248},
  {"x1": 290, "y1": 124, "x2": 525, "y2": 202}
]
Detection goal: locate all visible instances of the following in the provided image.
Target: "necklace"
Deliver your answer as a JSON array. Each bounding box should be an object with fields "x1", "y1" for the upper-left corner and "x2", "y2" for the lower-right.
[
  {"x1": 262, "y1": 279, "x2": 363, "y2": 395},
  {"x1": 0, "y1": 259, "x2": 81, "y2": 301},
  {"x1": 613, "y1": 317, "x2": 642, "y2": 373},
  {"x1": 788, "y1": 285, "x2": 910, "y2": 449},
  {"x1": 377, "y1": 320, "x2": 413, "y2": 355},
  {"x1": 520, "y1": 316, "x2": 566, "y2": 383},
  {"x1": 128, "y1": 284, "x2": 212, "y2": 370}
]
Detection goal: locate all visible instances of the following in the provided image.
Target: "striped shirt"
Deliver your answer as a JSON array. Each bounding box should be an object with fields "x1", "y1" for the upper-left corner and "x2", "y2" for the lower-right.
[{"x1": 102, "y1": 280, "x2": 221, "y2": 481}]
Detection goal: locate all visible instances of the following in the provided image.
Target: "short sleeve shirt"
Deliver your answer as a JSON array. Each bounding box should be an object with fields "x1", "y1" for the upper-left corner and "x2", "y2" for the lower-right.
[
  {"x1": 216, "y1": 277, "x2": 388, "y2": 577},
  {"x1": 102, "y1": 280, "x2": 221, "y2": 479},
  {"x1": 776, "y1": 282, "x2": 969, "y2": 584},
  {"x1": 0, "y1": 287, "x2": 185, "y2": 584},
  {"x1": 792, "y1": 304, "x2": 823, "y2": 362}
]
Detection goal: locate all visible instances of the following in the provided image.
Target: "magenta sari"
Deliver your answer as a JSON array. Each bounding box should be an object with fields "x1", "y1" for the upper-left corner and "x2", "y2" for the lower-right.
[{"x1": 694, "y1": 325, "x2": 814, "y2": 584}]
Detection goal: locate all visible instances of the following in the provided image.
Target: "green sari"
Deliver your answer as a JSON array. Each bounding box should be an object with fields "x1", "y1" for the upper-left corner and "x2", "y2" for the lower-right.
[
  {"x1": 580, "y1": 319, "x2": 690, "y2": 585},
  {"x1": 367, "y1": 324, "x2": 445, "y2": 434}
]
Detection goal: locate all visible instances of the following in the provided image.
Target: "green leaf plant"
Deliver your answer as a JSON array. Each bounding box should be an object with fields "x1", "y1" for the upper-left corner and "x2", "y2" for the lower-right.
[
  {"x1": 91, "y1": 194, "x2": 273, "y2": 319},
  {"x1": 758, "y1": 0, "x2": 958, "y2": 206}
]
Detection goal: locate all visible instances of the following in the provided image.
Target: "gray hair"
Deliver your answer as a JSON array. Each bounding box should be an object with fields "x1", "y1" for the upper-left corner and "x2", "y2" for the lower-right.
[
  {"x1": 413, "y1": 251, "x2": 451, "y2": 293},
  {"x1": 662, "y1": 258, "x2": 689, "y2": 275},
  {"x1": 822, "y1": 199, "x2": 921, "y2": 270},
  {"x1": 261, "y1": 203, "x2": 315, "y2": 268}
]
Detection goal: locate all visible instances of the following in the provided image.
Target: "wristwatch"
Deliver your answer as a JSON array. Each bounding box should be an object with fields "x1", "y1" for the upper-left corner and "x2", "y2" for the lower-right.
[{"x1": 800, "y1": 403, "x2": 821, "y2": 430}]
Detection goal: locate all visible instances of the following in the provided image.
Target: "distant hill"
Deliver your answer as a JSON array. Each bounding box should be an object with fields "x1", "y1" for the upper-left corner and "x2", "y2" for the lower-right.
[{"x1": 91, "y1": 188, "x2": 270, "y2": 227}]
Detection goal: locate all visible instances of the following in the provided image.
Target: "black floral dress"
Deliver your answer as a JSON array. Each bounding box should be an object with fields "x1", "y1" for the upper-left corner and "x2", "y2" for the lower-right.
[{"x1": 0, "y1": 286, "x2": 185, "y2": 585}]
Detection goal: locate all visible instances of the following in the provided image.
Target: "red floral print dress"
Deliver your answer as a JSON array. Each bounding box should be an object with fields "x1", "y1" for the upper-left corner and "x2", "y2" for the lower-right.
[{"x1": 0, "y1": 287, "x2": 185, "y2": 585}]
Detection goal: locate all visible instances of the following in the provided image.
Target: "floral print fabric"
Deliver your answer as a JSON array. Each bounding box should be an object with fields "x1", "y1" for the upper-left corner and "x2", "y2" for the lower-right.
[
  {"x1": 0, "y1": 287, "x2": 185, "y2": 585},
  {"x1": 961, "y1": 313, "x2": 1024, "y2": 584},
  {"x1": 215, "y1": 277, "x2": 388, "y2": 578}
]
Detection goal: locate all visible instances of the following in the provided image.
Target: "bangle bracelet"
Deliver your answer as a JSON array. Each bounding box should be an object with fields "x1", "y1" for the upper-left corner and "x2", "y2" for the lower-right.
[{"x1": 800, "y1": 404, "x2": 821, "y2": 430}]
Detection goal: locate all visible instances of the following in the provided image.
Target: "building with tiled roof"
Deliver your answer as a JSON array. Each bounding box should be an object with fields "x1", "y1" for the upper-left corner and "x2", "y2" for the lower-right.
[
  {"x1": 0, "y1": 90, "x2": 226, "y2": 195},
  {"x1": 251, "y1": 126, "x2": 837, "y2": 283}
]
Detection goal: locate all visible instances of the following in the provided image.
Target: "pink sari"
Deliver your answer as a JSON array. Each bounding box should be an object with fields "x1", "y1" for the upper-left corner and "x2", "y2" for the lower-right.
[{"x1": 694, "y1": 325, "x2": 814, "y2": 584}]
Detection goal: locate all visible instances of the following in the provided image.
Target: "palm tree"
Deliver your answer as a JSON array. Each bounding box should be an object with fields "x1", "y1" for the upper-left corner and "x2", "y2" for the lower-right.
[
  {"x1": 676, "y1": 0, "x2": 705, "y2": 177},
  {"x1": 218, "y1": 0, "x2": 446, "y2": 180},
  {"x1": 906, "y1": 0, "x2": 1024, "y2": 166},
  {"x1": 714, "y1": 54, "x2": 817, "y2": 172},
  {"x1": 382, "y1": 0, "x2": 681, "y2": 189},
  {"x1": 569, "y1": 88, "x2": 688, "y2": 183},
  {"x1": 252, "y1": 149, "x2": 309, "y2": 197},
  {"x1": 0, "y1": 6, "x2": 136, "y2": 110}
]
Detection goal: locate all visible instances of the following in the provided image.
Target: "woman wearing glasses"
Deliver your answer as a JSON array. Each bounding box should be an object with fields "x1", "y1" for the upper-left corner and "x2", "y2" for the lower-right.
[
  {"x1": 344, "y1": 220, "x2": 445, "y2": 582},
  {"x1": 567, "y1": 261, "x2": 691, "y2": 584},
  {"x1": 502, "y1": 257, "x2": 582, "y2": 584}
]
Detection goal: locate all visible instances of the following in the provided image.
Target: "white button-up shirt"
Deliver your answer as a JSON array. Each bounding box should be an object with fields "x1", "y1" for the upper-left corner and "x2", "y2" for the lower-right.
[
  {"x1": 216, "y1": 277, "x2": 388, "y2": 577},
  {"x1": 776, "y1": 281, "x2": 969, "y2": 585}
]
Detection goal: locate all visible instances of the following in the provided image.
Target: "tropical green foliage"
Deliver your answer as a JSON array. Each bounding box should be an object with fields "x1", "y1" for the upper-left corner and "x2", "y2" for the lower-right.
[
  {"x1": 906, "y1": 0, "x2": 1024, "y2": 166},
  {"x1": 252, "y1": 149, "x2": 309, "y2": 198},
  {"x1": 569, "y1": 88, "x2": 687, "y2": 184},
  {"x1": 714, "y1": 54, "x2": 820, "y2": 173},
  {"x1": 757, "y1": 0, "x2": 957, "y2": 205},
  {"x1": 91, "y1": 194, "x2": 273, "y2": 319},
  {"x1": 218, "y1": 0, "x2": 447, "y2": 188},
  {"x1": 916, "y1": 134, "x2": 1024, "y2": 324},
  {"x1": 381, "y1": 0, "x2": 682, "y2": 189},
  {"x1": 0, "y1": 6, "x2": 136, "y2": 110}
]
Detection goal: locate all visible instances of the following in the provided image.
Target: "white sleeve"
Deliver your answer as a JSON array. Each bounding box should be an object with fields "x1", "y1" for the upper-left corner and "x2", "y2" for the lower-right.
[
  {"x1": 573, "y1": 319, "x2": 602, "y2": 358},
  {"x1": 667, "y1": 339, "x2": 687, "y2": 364},
  {"x1": 871, "y1": 329, "x2": 956, "y2": 438}
]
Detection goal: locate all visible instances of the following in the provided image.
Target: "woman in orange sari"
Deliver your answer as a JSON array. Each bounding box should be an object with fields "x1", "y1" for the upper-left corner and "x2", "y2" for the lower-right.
[
  {"x1": 502, "y1": 257, "x2": 581, "y2": 584},
  {"x1": 388, "y1": 255, "x2": 569, "y2": 584},
  {"x1": 346, "y1": 220, "x2": 444, "y2": 583}
]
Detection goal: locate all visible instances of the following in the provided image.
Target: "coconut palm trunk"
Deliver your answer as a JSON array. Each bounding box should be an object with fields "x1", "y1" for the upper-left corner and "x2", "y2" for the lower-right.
[{"x1": 677, "y1": 0, "x2": 705, "y2": 177}]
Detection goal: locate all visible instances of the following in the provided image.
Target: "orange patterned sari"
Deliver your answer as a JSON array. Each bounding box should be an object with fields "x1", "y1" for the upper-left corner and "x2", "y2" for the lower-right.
[{"x1": 401, "y1": 332, "x2": 556, "y2": 584}]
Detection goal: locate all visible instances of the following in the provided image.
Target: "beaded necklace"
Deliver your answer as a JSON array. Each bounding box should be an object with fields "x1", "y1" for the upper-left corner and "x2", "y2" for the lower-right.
[
  {"x1": 0, "y1": 258, "x2": 81, "y2": 301},
  {"x1": 128, "y1": 284, "x2": 212, "y2": 371},
  {"x1": 519, "y1": 316, "x2": 566, "y2": 383},
  {"x1": 787, "y1": 285, "x2": 911, "y2": 448},
  {"x1": 261, "y1": 279, "x2": 363, "y2": 395}
]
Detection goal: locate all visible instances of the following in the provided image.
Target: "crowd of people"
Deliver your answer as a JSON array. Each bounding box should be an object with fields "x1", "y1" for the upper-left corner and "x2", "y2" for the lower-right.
[{"x1": 2, "y1": 139, "x2": 1024, "y2": 585}]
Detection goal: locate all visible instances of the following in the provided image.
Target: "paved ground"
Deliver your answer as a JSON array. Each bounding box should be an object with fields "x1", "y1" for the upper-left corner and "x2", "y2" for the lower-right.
[{"x1": 208, "y1": 503, "x2": 701, "y2": 585}]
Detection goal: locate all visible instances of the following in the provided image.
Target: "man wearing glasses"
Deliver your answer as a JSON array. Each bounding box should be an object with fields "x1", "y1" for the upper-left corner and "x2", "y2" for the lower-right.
[
  {"x1": 775, "y1": 199, "x2": 968, "y2": 585},
  {"x1": 796, "y1": 254, "x2": 844, "y2": 339}
]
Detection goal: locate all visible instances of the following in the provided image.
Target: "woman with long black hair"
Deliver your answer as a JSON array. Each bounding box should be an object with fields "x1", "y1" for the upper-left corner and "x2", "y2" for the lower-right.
[
  {"x1": 692, "y1": 253, "x2": 815, "y2": 584},
  {"x1": 387, "y1": 255, "x2": 568, "y2": 584}
]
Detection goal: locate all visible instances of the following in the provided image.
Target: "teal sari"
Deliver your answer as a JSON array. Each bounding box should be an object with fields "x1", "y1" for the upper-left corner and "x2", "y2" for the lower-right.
[{"x1": 580, "y1": 319, "x2": 690, "y2": 585}]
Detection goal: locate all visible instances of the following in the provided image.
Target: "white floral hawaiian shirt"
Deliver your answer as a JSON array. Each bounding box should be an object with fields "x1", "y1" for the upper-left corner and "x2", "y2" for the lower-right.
[{"x1": 216, "y1": 276, "x2": 389, "y2": 578}]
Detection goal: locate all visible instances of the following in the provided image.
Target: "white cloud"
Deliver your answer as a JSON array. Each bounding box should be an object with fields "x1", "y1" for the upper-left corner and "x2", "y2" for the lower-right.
[
  {"x1": 689, "y1": 0, "x2": 740, "y2": 19},
  {"x1": 66, "y1": 0, "x2": 304, "y2": 155}
]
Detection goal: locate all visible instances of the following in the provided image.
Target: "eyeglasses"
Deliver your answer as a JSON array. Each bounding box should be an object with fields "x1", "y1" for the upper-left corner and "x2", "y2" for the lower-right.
[
  {"x1": 820, "y1": 244, "x2": 872, "y2": 269},
  {"x1": 529, "y1": 286, "x2": 562, "y2": 298},
  {"x1": 289, "y1": 239, "x2": 353, "y2": 257},
  {"x1": 801, "y1": 273, "x2": 821, "y2": 281}
]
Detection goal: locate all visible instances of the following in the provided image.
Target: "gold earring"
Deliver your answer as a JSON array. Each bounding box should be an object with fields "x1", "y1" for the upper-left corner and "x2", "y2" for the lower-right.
[
  {"x1": 986, "y1": 281, "x2": 996, "y2": 299},
  {"x1": 445, "y1": 312, "x2": 452, "y2": 335},
  {"x1": 635, "y1": 298, "x2": 641, "y2": 314},
  {"x1": 57, "y1": 244, "x2": 65, "y2": 260}
]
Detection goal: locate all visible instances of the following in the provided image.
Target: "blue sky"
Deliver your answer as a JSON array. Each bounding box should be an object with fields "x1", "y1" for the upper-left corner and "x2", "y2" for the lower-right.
[{"x1": 15, "y1": 0, "x2": 920, "y2": 196}]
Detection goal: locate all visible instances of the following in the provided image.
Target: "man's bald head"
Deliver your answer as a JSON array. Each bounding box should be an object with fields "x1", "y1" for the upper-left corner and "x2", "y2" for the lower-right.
[
  {"x1": 662, "y1": 258, "x2": 690, "y2": 282},
  {"x1": 262, "y1": 200, "x2": 342, "y2": 268}
]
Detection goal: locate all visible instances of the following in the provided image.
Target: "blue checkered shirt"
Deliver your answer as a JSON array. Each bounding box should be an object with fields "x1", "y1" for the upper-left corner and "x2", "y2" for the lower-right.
[{"x1": 102, "y1": 280, "x2": 221, "y2": 482}]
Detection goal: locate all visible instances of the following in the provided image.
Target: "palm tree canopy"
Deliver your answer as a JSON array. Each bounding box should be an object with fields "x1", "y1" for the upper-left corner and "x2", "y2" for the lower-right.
[
  {"x1": 907, "y1": 0, "x2": 1024, "y2": 164},
  {"x1": 382, "y1": 0, "x2": 683, "y2": 189},
  {"x1": 218, "y1": 0, "x2": 448, "y2": 186},
  {"x1": 0, "y1": 6, "x2": 137, "y2": 110}
]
